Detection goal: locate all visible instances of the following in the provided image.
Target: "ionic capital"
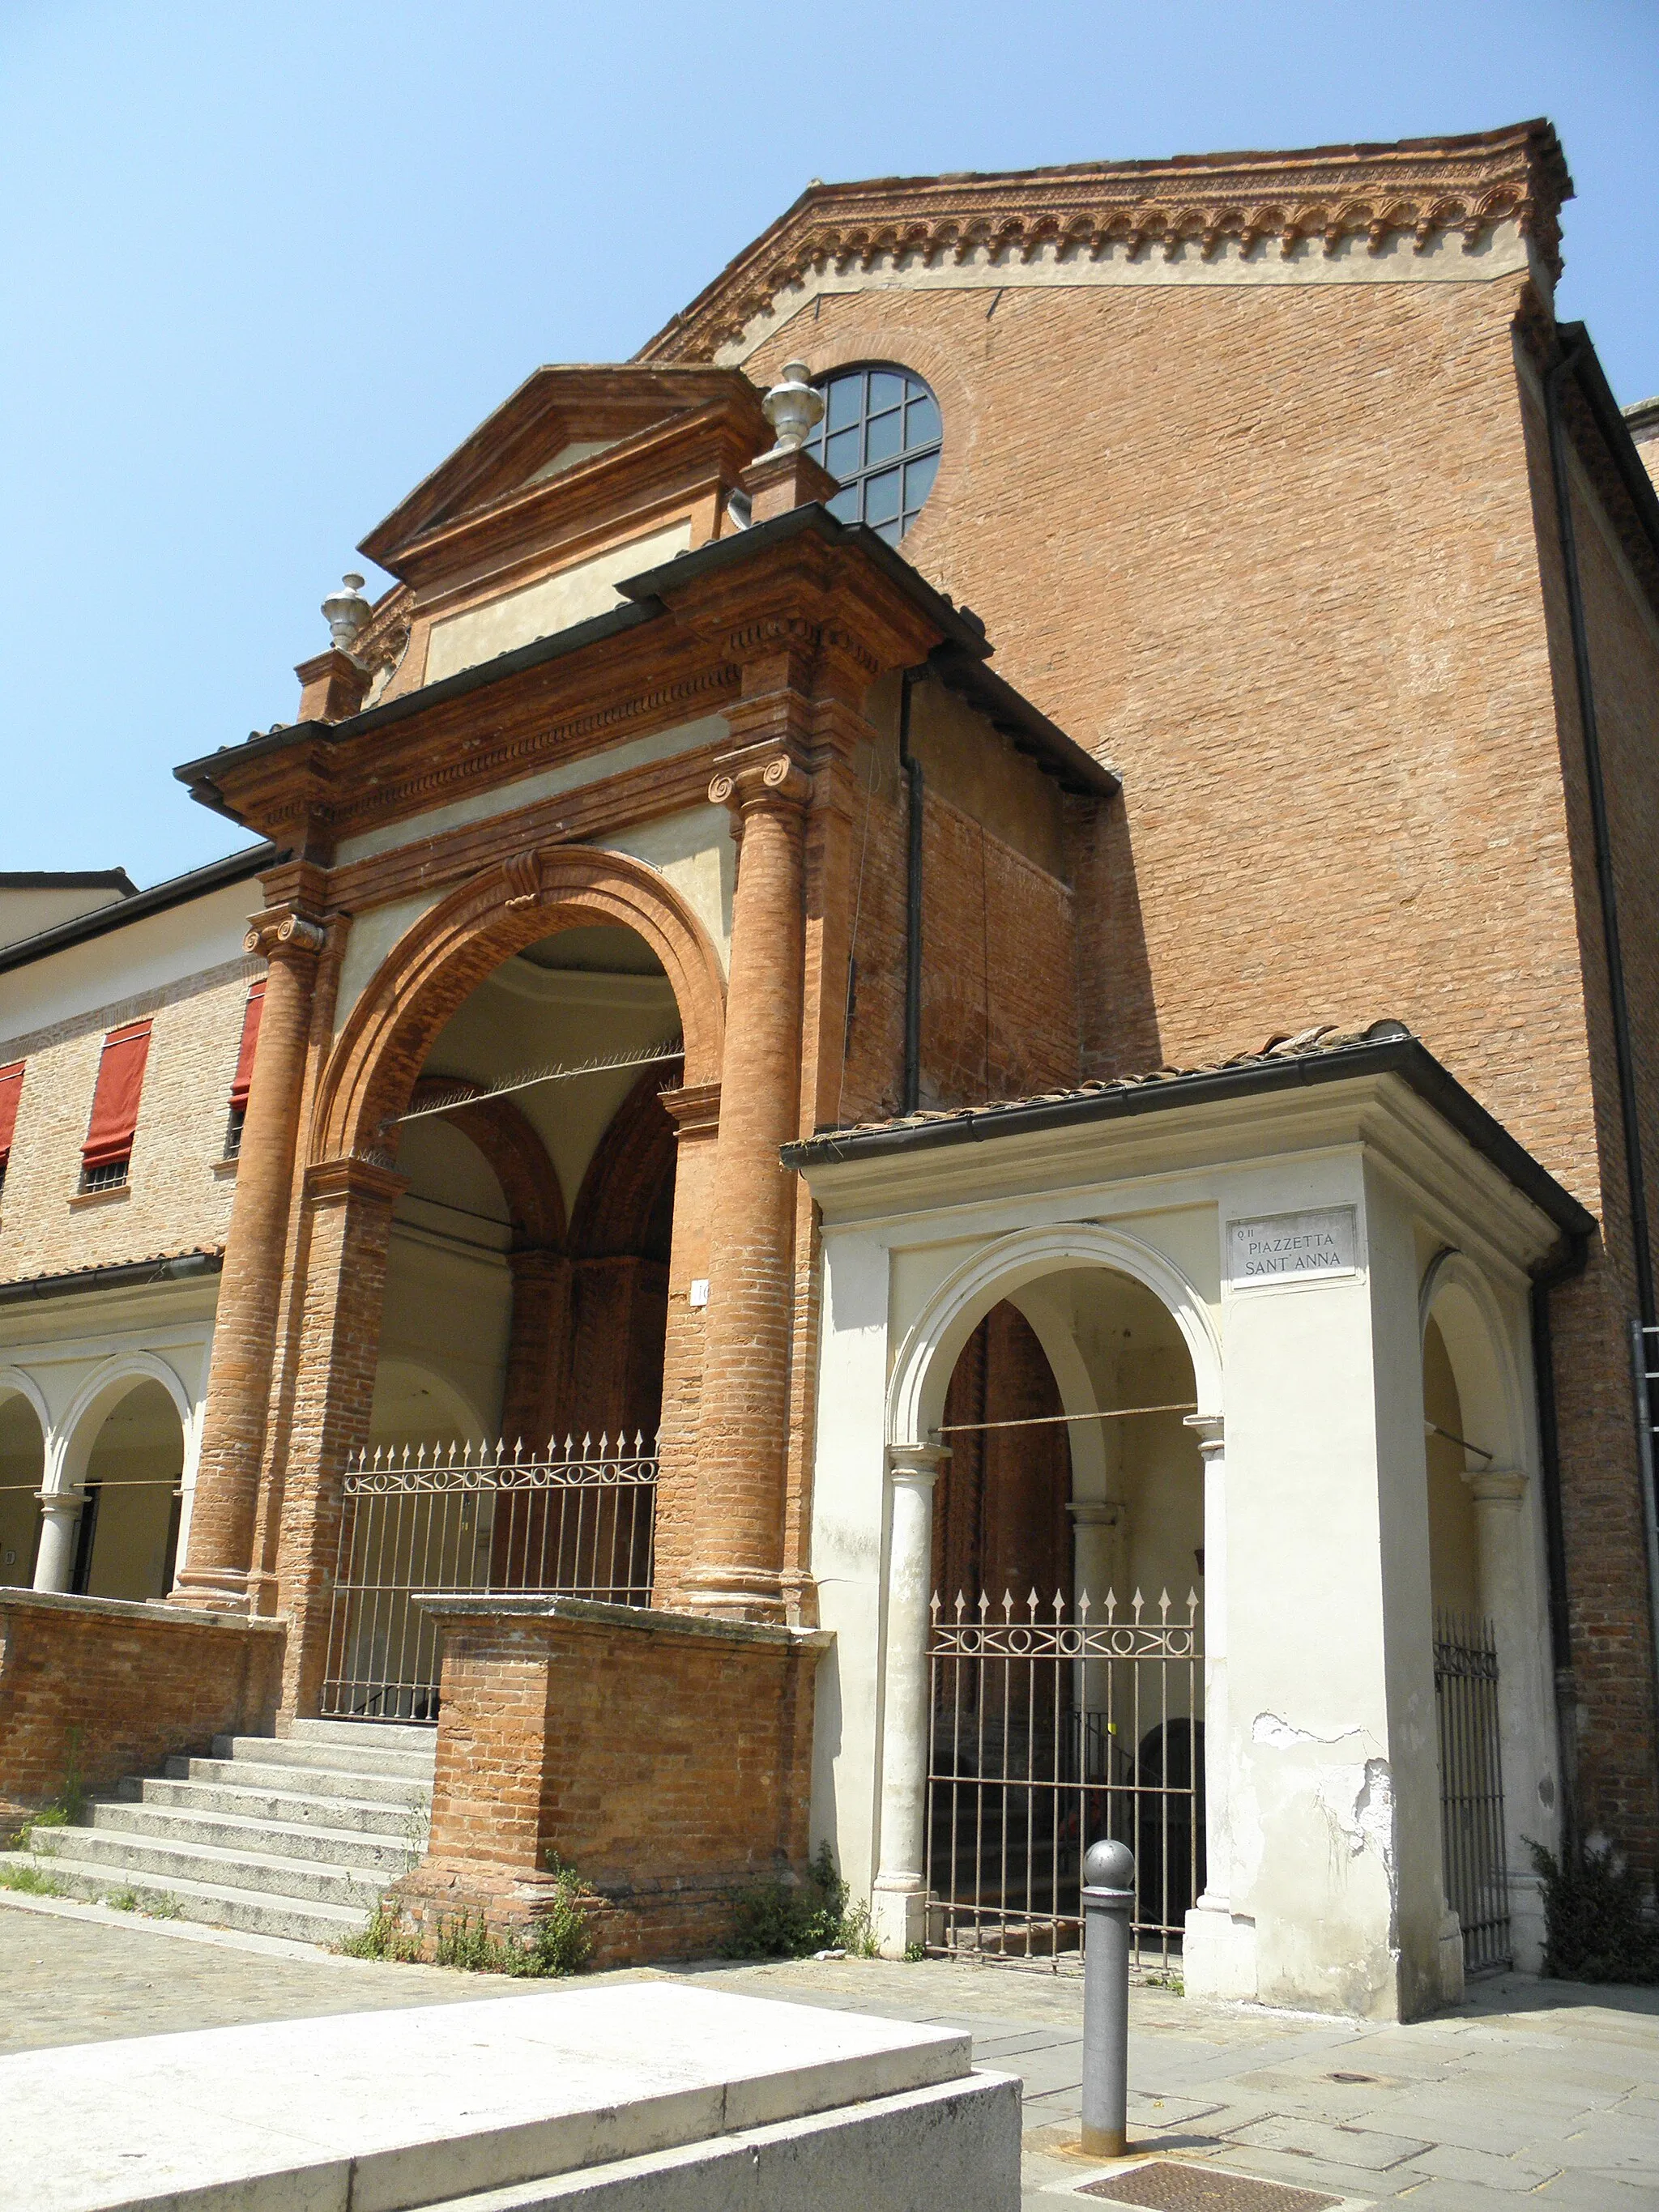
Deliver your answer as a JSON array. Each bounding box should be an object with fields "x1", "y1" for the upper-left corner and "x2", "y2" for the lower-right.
[
  {"x1": 889, "y1": 1442, "x2": 950, "y2": 1489},
  {"x1": 245, "y1": 906, "x2": 329, "y2": 963},
  {"x1": 1183, "y1": 1411, "x2": 1226, "y2": 1460},
  {"x1": 708, "y1": 752, "x2": 813, "y2": 816}
]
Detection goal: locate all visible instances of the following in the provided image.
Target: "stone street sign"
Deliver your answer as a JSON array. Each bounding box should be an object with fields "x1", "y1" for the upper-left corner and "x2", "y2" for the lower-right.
[{"x1": 1227, "y1": 1205, "x2": 1358, "y2": 1285}]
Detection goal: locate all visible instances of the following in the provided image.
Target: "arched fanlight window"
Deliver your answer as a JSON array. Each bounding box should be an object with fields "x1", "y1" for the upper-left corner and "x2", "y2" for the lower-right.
[{"x1": 803, "y1": 364, "x2": 941, "y2": 545}]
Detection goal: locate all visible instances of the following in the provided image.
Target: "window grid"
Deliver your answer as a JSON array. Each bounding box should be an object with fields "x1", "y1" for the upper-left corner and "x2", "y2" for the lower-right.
[
  {"x1": 79, "y1": 1159, "x2": 130, "y2": 1195},
  {"x1": 804, "y1": 365, "x2": 941, "y2": 546}
]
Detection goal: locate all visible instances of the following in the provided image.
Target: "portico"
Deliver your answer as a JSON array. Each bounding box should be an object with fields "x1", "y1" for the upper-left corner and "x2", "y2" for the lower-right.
[{"x1": 787, "y1": 1021, "x2": 1591, "y2": 2019}]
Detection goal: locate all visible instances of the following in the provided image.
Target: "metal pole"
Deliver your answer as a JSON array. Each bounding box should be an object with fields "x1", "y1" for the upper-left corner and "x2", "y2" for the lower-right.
[{"x1": 1081, "y1": 1837, "x2": 1134, "y2": 2159}]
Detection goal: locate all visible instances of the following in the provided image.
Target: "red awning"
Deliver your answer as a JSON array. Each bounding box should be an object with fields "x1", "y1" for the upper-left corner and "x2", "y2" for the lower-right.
[
  {"x1": 83, "y1": 1021, "x2": 152, "y2": 1170},
  {"x1": 0, "y1": 1062, "x2": 23, "y2": 1164},
  {"x1": 230, "y1": 980, "x2": 265, "y2": 1110}
]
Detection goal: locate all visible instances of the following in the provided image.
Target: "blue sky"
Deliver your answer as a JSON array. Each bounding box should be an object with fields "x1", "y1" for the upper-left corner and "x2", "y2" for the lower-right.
[{"x1": 2, "y1": 0, "x2": 1653, "y2": 887}]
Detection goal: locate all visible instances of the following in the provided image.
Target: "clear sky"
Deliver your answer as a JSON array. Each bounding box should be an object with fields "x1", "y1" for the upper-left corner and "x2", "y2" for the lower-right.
[{"x1": 2, "y1": 0, "x2": 1653, "y2": 888}]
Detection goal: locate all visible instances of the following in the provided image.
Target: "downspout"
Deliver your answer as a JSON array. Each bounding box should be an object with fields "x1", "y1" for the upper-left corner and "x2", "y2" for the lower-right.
[
  {"x1": 1530, "y1": 1232, "x2": 1589, "y2": 1843},
  {"x1": 1542, "y1": 343, "x2": 1659, "y2": 1745},
  {"x1": 899, "y1": 668, "x2": 923, "y2": 1115}
]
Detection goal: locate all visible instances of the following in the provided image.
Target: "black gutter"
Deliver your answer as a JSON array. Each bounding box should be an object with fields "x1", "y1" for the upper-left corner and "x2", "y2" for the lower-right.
[
  {"x1": 0, "y1": 870, "x2": 138, "y2": 893},
  {"x1": 0, "y1": 1250, "x2": 224, "y2": 1309},
  {"x1": 925, "y1": 646, "x2": 1118, "y2": 799},
  {"x1": 784, "y1": 1021, "x2": 1597, "y2": 1242},
  {"x1": 1530, "y1": 1230, "x2": 1591, "y2": 1843},
  {"x1": 898, "y1": 670, "x2": 923, "y2": 1114},
  {"x1": 0, "y1": 846, "x2": 275, "y2": 979},
  {"x1": 1543, "y1": 337, "x2": 1659, "y2": 1363},
  {"x1": 1556, "y1": 326, "x2": 1659, "y2": 570}
]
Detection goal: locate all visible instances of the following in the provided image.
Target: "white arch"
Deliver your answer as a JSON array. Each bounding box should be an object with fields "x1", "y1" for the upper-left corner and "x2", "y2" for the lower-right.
[
  {"x1": 51, "y1": 1352, "x2": 193, "y2": 1495},
  {"x1": 887, "y1": 1222, "x2": 1223, "y2": 1451},
  {"x1": 1419, "y1": 1250, "x2": 1526, "y2": 1471},
  {"x1": 0, "y1": 1366, "x2": 51, "y2": 1443}
]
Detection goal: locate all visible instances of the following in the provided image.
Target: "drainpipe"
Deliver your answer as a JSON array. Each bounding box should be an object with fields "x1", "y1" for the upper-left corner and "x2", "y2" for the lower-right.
[
  {"x1": 1542, "y1": 343, "x2": 1659, "y2": 1765},
  {"x1": 1530, "y1": 1231, "x2": 1589, "y2": 1844},
  {"x1": 899, "y1": 668, "x2": 923, "y2": 1115}
]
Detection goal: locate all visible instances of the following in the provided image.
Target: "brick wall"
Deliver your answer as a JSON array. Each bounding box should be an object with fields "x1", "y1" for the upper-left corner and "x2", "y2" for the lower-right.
[
  {"x1": 394, "y1": 1595, "x2": 821, "y2": 1962},
  {"x1": 0, "y1": 1588, "x2": 283, "y2": 1827},
  {"x1": 0, "y1": 961, "x2": 252, "y2": 1284},
  {"x1": 744, "y1": 273, "x2": 1659, "y2": 1855}
]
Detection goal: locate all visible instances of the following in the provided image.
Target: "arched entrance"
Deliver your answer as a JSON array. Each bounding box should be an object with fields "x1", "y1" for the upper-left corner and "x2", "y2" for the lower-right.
[
  {"x1": 287, "y1": 849, "x2": 722, "y2": 1719},
  {"x1": 0, "y1": 1377, "x2": 47, "y2": 1588},
  {"x1": 1419, "y1": 1252, "x2": 1551, "y2": 1975},
  {"x1": 876, "y1": 1225, "x2": 1220, "y2": 1963}
]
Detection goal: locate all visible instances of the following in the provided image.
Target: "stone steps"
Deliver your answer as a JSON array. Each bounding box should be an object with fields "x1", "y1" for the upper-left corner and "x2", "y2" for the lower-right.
[{"x1": 5, "y1": 1720, "x2": 433, "y2": 1946}]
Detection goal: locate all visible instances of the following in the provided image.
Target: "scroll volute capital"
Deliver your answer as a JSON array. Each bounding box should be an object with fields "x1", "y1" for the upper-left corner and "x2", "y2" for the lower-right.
[
  {"x1": 708, "y1": 750, "x2": 813, "y2": 816},
  {"x1": 244, "y1": 905, "x2": 329, "y2": 964}
]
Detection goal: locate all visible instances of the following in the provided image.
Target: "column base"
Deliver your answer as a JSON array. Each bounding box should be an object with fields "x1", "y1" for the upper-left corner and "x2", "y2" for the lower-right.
[
  {"x1": 871, "y1": 1877, "x2": 929, "y2": 1959},
  {"x1": 169, "y1": 1567, "x2": 253, "y2": 1614},
  {"x1": 676, "y1": 1565, "x2": 787, "y2": 1623},
  {"x1": 1182, "y1": 1899, "x2": 1257, "y2": 2001},
  {"x1": 1436, "y1": 1906, "x2": 1466, "y2": 2008}
]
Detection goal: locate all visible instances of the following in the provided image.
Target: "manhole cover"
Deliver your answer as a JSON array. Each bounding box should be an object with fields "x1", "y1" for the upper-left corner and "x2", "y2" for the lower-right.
[{"x1": 1078, "y1": 2163, "x2": 1342, "y2": 2210}]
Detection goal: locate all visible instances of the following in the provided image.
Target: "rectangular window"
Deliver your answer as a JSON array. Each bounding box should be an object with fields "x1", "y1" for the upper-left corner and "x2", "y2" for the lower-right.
[
  {"x1": 0, "y1": 1060, "x2": 23, "y2": 1200},
  {"x1": 224, "y1": 980, "x2": 264, "y2": 1159},
  {"x1": 80, "y1": 1020, "x2": 152, "y2": 1192}
]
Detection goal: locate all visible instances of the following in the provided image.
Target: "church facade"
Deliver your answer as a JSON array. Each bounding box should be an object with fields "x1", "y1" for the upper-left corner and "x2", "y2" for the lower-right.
[{"x1": 2, "y1": 118, "x2": 1657, "y2": 2020}]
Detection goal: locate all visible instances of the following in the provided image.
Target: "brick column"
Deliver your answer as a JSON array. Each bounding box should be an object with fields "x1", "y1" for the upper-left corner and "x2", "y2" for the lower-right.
[
  {"x1": 272, "y1": 1156, "x2": 407, "y2": 1717},
  {"x1": 174, "y1": 906, "x2": 326, "y2": 1612},
  {"x1": 499, "y1": 1251, "x2": 570, "y2": 1454},
  {"x1": 679, "y1": 752, "x2": 811, "y2": 1618}
]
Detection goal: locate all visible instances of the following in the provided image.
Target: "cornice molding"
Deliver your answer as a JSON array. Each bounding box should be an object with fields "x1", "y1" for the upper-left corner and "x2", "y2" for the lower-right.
[{"x1": 639, "y1": 123, "x2": 1571, "y2": 364}]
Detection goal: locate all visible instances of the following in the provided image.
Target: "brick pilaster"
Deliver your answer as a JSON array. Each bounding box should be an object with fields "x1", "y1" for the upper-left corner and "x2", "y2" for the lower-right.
[{"x1": 173, "y1": 904, "x2": 326, "y2": 1611}]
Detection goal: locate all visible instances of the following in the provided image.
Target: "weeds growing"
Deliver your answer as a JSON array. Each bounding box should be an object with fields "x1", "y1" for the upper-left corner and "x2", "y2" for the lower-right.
[{"x1": 722, "y1": 1843, "x2": 877, "y2": 1962}]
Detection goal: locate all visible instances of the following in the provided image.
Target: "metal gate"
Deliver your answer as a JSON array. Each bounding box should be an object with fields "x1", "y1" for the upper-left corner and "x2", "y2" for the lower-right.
[
  {"x1": 1435, "y1": 1609, "x2": 1511, "y2": 1975},
  {"x1": 927, "y1": 1588, "x2": 1201, "y2": 1971},
  {"x1": 322, "y1": 1434, "x2": 657, "y2": 1721}
]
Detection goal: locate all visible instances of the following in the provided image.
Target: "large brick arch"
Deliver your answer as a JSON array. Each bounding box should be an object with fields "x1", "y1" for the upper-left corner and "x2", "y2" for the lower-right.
[
  {"x1": 313, "y1": 846, "x2": 726, "y2": 1166},
  {"x1": 407, "y1": 1078, "x2": 567, "y2": 1252}
]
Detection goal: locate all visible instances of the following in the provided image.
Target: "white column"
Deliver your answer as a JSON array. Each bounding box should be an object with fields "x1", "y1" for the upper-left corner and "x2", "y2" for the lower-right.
[
  {"x1": 1068, "y1": 1498, "x2": 1126, "y2": 1724},
  {"x1": 171, "y1": 1398, "x2": 207, "y2": 1592},
  {"x1": 1182, "y1": 1412, "x2": 1254, "y2": 1998},
  {"x1": 32, "y1": 1440, "x2": 82, "y2": 1594},
  {"x1": 872, "y1": 1443, "x2": 947, "y2": 1957}
]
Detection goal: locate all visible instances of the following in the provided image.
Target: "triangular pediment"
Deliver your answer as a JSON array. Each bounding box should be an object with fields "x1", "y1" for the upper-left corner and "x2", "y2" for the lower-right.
[{"x1": 359, "y1": 365, "x2": 766, "y2": 575}]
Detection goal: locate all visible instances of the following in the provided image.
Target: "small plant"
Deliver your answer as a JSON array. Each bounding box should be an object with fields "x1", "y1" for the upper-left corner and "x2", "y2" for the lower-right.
[
  {"x1": 519, "y1": 1862, "x2": 593, "y2": 1977},
  {"x1": 108, "y1": 1889, "x2": 140, "y2": 1913},
  {"x1": 144, "y1": 1895, "x2": 183, "y2": 1920},
  {"x1": 1142, "y1": 1970, "x2": 1185, "y2": 1996},
  {"x1": 338, "y1": 1900, "x2": 425, "y2": 1963},
  {"x1": 58, "y1": 1727, "x2": 87, "y2": 1827},
  {"x1": 723, "y1": 1843, "x2": 878, "y2": 1962},
  {"x1": 903, "y1": 1942, "x2": 928, "y2": 1963},
  {"x1": 1529, "y1": 1837, "x2": 1659, "y2": 1984},
  {"x1": 0, "y1": 1863, "x2": 66, "y2": 1897},
  {"x1": 432, "y1": 1909, "x2": 507, "y2": 1972}
]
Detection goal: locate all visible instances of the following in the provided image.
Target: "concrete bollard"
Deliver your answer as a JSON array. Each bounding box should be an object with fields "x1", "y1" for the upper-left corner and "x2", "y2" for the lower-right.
[{"x1": 1080, "y1": 1837, "x2": 1135, "y2": 2159}]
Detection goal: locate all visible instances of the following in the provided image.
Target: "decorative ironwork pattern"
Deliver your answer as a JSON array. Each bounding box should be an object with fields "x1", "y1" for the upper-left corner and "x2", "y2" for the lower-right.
[
  {"x1": 322, "y1": 1433, "x2": 657, "y2": 1723},
  {"x1": 928, "y1": 1587, "x2": 1201, "y2": 1973},
  {"x1": 1434, "y1": 1609, "x2": 1511, "y2": 1975}
]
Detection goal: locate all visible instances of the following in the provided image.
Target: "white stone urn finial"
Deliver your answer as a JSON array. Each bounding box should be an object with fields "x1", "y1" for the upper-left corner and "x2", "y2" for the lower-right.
[
  {"x1": 761, "y1": 361, "x2": 825, "y2": 457},
  {"x1": 322, "y1": 572, "x2": 372, "y2": 654}
]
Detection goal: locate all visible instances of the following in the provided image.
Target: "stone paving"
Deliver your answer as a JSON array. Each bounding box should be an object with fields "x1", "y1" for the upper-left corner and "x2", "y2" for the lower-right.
[{"x1": 2, "y1": 1891, "x2": 1657, "y2": 2209}]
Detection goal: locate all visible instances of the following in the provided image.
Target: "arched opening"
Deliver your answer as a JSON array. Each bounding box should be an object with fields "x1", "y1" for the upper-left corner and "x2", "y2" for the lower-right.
[
  {"x1": 373, "y1": 921, "x2": 680, "y2": 1460},
  {"x1": 919, "y1": 1260, "x2": 1205, "y2": 1964},
  {"x1": 1423, "y1": 1314, "x2": 1481, "y2": 1617},
  {"x1": 70, "y1": 1379, "x2": 185, "y2": 1602},
  {"x1": 0, "y1": 1386, "x2": 45, "y2": 1588}
]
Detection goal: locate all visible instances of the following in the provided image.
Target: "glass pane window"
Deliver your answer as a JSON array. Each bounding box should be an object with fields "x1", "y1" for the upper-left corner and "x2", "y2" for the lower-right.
[{"x1": 803, "y1": 364, "x2": 942, "y2": 544}]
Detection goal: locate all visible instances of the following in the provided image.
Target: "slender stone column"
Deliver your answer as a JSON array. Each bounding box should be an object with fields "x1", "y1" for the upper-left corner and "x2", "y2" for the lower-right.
[
  {"x1": 32, "y1": 1446, "x2": 82, "y2": 1595},
  {"x1": 679, "y1": 752, "x2": 811, "y2": 1618},
  {"x1": 1068, "y1": 1497, "x2": 1127, "y2": 1721},
  {"x1": 174, "y1": 906, "x2": 326, "y2": 1610},
  {"x1": 1464, "y1": 1465, "x2": 1549, "y2": 1962},
  {"x1": 872, "y1": 1443, "x2": 948, "y2": 1957}
]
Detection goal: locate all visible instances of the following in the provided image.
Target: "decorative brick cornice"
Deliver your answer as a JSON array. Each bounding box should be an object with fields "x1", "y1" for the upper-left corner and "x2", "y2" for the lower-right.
[{"x1": 639, "y1": 121, "x2": 1571, "y2": 363}]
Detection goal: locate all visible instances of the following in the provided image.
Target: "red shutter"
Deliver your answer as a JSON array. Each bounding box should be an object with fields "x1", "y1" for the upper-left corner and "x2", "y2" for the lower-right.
[
  {"x1": 229, "y1": 981, "x2": 265, "y2": 1110},
  {"x1": 82, "y1": 1021, "x2": 152, "y2": 1170},
  {"x1": 0, "y1": 1062, "x2": 23, "y2": 1166}
]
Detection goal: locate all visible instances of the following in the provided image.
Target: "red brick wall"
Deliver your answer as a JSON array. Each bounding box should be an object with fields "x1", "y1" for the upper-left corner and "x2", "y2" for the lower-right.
[
  {"x1": 933, "y1": 1302, "x2": 1071, "y2": 1609},
  {"x1": 395, "y1": 1596, "x2": 821, "y2": 1962},
  {"x1": 0, "y1": 1590, "x2": 283, "y2": 1827}
]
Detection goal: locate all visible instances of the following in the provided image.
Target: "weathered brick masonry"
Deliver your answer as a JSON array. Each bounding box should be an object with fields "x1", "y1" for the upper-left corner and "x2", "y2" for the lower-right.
[
  {"x1": 0, "y1": 1588, "x2": 283, "y2": 1827},
  {"x1": 393, "y1": 1596, "x2": 822, "y2": 1963}
]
